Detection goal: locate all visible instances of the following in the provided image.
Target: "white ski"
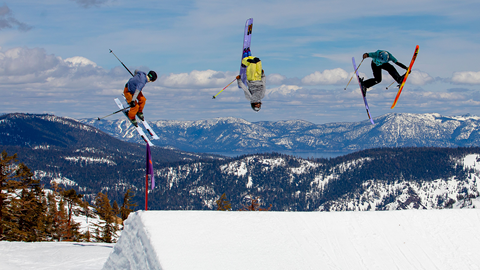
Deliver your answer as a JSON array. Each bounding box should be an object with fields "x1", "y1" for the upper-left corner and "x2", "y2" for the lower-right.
[
  {"x1": 139, "y1": 118, "x2": 159, "y2": 140},
  {"x1": 114, "y1": 98, "x2": 154, "y2": 146}
]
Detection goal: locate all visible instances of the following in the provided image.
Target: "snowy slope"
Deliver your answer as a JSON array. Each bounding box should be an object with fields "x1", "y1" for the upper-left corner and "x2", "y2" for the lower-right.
[
  {"x1": 0, "y1": 242, "x2": 114, "y2": 270},
  {"x1": 102, "y1": 210, "x2": 480, "y2": 270}
]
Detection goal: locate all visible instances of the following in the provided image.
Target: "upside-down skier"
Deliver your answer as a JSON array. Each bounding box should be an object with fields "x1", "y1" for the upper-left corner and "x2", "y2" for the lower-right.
[
  {"x1": 361, "y1": 50, "x2": 408, "y2": 96},
  {"x1": 124, "y1": 70, "x2": 157, "y2": 126},
  {"x1": 236, "y1": 55, "x2": 266, "y2": 112}
]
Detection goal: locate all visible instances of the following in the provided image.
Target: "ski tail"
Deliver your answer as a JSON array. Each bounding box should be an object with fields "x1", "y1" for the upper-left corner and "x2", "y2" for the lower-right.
[
  {"x1": 391, "y1": 45, "x2": 419, "y2": 109},
  {"x1": 353, "y1": 57, "x2": 374, "y2": 125},
  {"x1": 239, "y1": 18, "x2": 253, "y2": 88}
]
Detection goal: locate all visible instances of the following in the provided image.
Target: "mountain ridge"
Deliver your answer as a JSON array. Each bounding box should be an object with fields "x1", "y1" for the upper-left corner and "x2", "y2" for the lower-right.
[{"x1": 81, "y1": 112, "x2": 480, "y2": 153}]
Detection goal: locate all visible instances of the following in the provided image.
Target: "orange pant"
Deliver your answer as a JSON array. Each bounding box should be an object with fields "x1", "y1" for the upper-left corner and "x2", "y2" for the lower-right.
[{"x1": 124, "y1": 87, "x2": 146, "y2": 120}]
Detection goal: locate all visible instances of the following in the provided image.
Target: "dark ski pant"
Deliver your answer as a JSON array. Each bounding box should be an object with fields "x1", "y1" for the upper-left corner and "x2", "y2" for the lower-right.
[{"x1": 363, "y1": 62, "x2": 403, "y2": 89}]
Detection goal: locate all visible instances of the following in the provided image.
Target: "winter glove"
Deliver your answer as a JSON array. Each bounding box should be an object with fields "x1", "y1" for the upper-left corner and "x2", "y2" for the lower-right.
[
  {"x1": 236, "y1": 75, "x2": 241, "y2": 80},
  {"x1": 129, "y1": 101, "x2": 136, "y2": 107}
]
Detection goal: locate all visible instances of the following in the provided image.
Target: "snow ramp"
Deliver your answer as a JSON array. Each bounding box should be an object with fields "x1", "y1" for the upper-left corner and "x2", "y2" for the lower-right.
[{"x1": 103, "y1": 209, "x2": 480, "y2": 270}]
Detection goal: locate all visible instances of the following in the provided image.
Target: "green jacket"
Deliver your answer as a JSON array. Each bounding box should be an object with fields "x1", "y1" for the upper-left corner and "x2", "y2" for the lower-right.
[{"x1": 367, "y1": 50, "x2": 398, "y2": 66}]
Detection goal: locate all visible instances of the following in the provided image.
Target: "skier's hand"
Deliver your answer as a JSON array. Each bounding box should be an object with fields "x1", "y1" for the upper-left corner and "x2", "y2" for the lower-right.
[
  {"x1": 129, "y1": 101, "x2": 136, "y2": 107},
  {"x1": 363, "y1": 53, "x2": 368, "y2": 59},
  {"x1": 236, "y1": 75, "x2": 241, "y2": 80}
]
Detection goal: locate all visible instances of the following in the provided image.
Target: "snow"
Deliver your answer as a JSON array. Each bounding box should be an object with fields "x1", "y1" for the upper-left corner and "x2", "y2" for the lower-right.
[
  {"x1": 103, "y1": 209, "x2": 480, "y2": 270},
  {"x1": 3, "y1": 209, "x2": 480, "y2": 270},
  {"x1": 0, "y1": 242, "x2": 114, "y2": 270}
]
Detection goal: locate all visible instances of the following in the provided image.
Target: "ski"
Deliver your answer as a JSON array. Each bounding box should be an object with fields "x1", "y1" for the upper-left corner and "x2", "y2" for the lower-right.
[
  {"x1": 353, "y1": 57, "x2": 375, "y2": 125},
  {"x1": 139, "y1": 118, "x2": 159, "y2": 140},
  {"x1": 114, "y1": 98, "x2": 154, "y2": 146},
  {"x1": 239, "y1": 18, "x2": 253, "y2": 88},
  {"x1": 391, "y1": 45, "x2": 419, "y2": 109}
]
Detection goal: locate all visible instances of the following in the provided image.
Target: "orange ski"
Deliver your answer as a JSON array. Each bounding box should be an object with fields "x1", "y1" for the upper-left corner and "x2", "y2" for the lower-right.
[{"x1": 391, "y1": 45, "x2": 419, "y2": 109}]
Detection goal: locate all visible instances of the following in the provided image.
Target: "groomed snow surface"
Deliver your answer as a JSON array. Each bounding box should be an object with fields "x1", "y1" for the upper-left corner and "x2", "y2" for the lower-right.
[{"x1": 3, "y1": 209, "x2": 480, "y2": 270}]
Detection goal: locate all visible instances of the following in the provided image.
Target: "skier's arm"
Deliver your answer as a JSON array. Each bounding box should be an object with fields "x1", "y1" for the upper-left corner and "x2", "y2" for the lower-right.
[
  {"x1": 260, "y1": 71, "x2": 266, "y2": 99},
  {"x1": 237, "y1": 77, "x2": 251, "y2": 99},
  {"x1": 131, "y1": 89, "x2": 140, "y2": 105}
]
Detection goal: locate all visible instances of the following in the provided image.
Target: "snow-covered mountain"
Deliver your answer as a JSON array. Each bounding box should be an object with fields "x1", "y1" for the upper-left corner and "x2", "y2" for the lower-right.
[
  {"x1": 81, "y1": 113, "x2": 480, "y2": 153},
  {"x1": 3, "y1": 113, "x2": 480, "y2": 212},
  {"x1": 151, "y1": 148, "x2": 480, "y2": 211}
]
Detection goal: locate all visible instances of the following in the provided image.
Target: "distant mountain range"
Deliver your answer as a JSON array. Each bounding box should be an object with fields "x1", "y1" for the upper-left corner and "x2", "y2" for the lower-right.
[
  {"x1": 2, "y1": 112, "x2": 480, "y2": 212},
  {"x1": 80, "y1": 113, "x2": 480, "y2": 153}
]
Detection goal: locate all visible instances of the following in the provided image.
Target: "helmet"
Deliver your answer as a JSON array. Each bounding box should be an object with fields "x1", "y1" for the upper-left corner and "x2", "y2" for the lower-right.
[
  {"x1": 251, "y1": 102, "x2": 261, "y2": 112},
  {"x1": 147, "y1": 71, "x2": 157, "y2": 82},
  {"x1": 379, "y1": 51, "x2": 389, "y2": 63}
]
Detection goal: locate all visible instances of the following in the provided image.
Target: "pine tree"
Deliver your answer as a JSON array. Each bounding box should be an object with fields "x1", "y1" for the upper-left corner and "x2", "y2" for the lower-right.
[
  {"x1": 94, "y1": 192, "x2": 119, "y2": 243},
  {"x1": 0, "y1": 152, "x2": 47, "y2": 241},
  {"x1": 0, "y1": 151, "x2": 20, "y2": 240},
  {"x1": 216, "y1": 193, "x2": 232, "y2": 211},
  {"x1": 61, "y1": 189, "x2": 83, "y2": 241},
  {"x1": 120, "y1": 189, "x2": 137, "y2": 227}
]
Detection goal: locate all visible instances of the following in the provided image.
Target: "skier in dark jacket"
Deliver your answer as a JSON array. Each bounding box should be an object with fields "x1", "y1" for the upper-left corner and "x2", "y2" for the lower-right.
[
  {"x1": 124, "y1": 70, "x2": 157, "y2": 126},
  {"x1": 236, "y1": 56, "x2": 266, "y2": 112},
  {"x1": 361, "y1": 50, "x2": 408, "y2": 95}
]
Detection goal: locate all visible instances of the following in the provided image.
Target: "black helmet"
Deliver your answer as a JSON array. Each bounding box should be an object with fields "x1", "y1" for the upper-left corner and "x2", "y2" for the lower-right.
[
  {"x1": 147, "y1": 71, "x2": 157, "y2": 82},
  {"x1": 251, "y1": 102, "x2": 261, "y2": 112}
]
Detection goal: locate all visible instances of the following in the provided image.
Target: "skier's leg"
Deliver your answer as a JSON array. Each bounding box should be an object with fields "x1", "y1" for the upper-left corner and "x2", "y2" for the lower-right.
[
  {"x1": 363, "y1": 62, "x2": 382, "y2": 89},
  {"x1": 136, "y1": 93, "x2": 146, "y2": 120},
  {"x1": 383, "y1": 63, "x2": 402, "y2": 84},
  {"x1": 124, "y1": 87, "x2": 138, "y2": 120}
]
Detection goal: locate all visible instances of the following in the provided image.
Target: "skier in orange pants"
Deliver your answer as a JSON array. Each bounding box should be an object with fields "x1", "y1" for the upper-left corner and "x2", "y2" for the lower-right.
[{"x1": 124, "y1": 70, "x2": 157, "y2": 126}]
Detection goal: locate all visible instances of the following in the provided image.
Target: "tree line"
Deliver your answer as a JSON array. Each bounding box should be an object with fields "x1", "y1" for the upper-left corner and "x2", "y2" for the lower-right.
[{"x1": 0, "y1": 151, "x2": 136, "y2": 243}]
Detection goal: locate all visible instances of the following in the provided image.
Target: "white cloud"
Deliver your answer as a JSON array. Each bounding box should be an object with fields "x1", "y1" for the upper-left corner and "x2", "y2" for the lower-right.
[
  {"x1": 451, "y1": 71, "x2": 480, "y2": 84},
  {"x1": 160, "y1": 70, "x2": 238, "y2": 88},
  {"x1": 65, "y1": 56, "x2": 98, "y2": 67},
  {"x1": 267, "y1": 85, "x2": 302, "y2": 96},
  {"x1": 267, "y1": 73, "x2": 286, "y2": 85},
  {"x1": 408, "y1": 70, "x2": 434, "y2": 85},
  {"x1": 301, "y1": 68, "x2": 349, "y2": 85}
]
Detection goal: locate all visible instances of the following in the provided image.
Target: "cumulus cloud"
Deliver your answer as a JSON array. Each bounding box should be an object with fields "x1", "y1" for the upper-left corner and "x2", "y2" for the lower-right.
[
  {"x1": 408, "y1": 70, "x2": 434, "y2": 85},
  {"x1": 160, "y1": 70, "x2": 238, "y2": 88},
  {"x1": 267, "y1": 73, "x2": 287, "y2": 85},
  {"x1": 71, "y1": 0, "x2": 109, "y2": 8},
  {"x1": 301, "y1": 68, "x2": 349, "y2": 85},
  {"x1": 451, "y1": 71, "x2": 480, "y2": 84},
  {"x1": 0, "y1": 47, "x2": 113, "y2": 85},
  {"x1": 267, "y1": 85, "x2": 302, "y2": 96},
  {"x1": 0, "y1": 5, "x2": 32, "y2": 32}
]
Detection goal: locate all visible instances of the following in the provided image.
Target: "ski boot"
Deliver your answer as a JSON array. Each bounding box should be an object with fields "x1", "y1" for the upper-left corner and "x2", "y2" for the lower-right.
[
  {"x1": 359, "y1": 77, "x2": 367, "y2": 96},
  {"x1": 130, "y1": 118, "x2": 138, "y2": 127},
  {"x1": 136, "y1": 112, "x2": 144, "y2": 121}
]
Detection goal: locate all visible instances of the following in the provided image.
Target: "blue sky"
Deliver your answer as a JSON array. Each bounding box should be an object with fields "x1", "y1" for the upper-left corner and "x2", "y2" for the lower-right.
[{"x1": 1, "y1": 0, "x2": 480, "y2": 124}]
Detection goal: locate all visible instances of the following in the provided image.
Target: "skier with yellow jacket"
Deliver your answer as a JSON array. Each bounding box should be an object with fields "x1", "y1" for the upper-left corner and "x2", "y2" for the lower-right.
[{"x1": 236, "y1": 56, "x2": 266, "y2": 112}]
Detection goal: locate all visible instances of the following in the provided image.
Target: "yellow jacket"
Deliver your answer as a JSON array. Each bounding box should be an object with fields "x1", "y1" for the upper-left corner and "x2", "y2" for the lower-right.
[{"x1": 242, "y1": 56, "x2": 262, "y2": 81}]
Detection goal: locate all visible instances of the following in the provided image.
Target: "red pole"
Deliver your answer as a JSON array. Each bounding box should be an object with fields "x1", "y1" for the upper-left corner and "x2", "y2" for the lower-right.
[{"x1": 145, "y1": 174, "x2": 148, "y2": 211}]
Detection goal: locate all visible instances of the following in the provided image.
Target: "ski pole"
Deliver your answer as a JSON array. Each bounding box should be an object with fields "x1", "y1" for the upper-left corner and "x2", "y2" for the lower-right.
[
  {"x1": 109, "y1": 49, "x2": 134, "y2": 77},
  {"x1": 344, "y1": 58, "x2": 364, "y2": 90},
  {"x1": 213, "y1": 77, "x2": 237, "y2": 99},
  {"x1": 97, "y1": 106, "x2": 132, "y2": 121},
  {"x1": 386, "y1": 81, "x2": 396, "y2": 90}
]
